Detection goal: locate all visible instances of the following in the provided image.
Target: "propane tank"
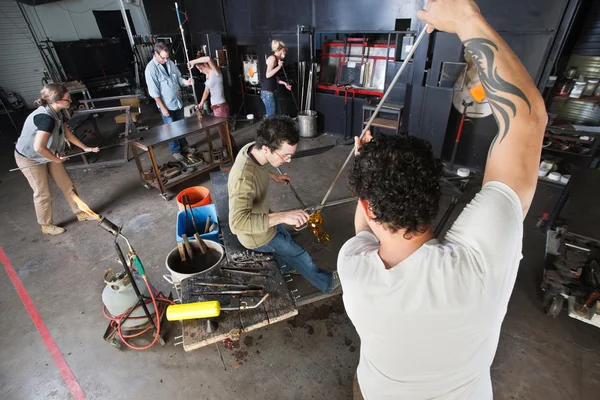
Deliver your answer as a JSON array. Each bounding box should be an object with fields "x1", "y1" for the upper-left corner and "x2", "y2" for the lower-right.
[{"x1": 102, "y1": 269, "x2": 155, "y2": 329}]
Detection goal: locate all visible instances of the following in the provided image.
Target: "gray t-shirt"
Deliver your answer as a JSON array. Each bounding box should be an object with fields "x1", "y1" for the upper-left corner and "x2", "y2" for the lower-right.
[
  {"x1": 15, "y1": 106, "x2": 65, "y2": 163},
  {"x1": 205, "y1": 70, "x2": 226, "y2": 106},
  {"x1": 338, "y1": 181, "x2": 523, "y2": 400}
]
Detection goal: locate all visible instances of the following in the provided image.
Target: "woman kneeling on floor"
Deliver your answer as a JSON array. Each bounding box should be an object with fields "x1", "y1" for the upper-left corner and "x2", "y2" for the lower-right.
[{"x1": 14, "y1": 83, "x2": 99, "y2": 235}]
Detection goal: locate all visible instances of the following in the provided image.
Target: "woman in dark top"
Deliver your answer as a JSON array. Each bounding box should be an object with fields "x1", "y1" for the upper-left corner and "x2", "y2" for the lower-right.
[
  {"x1": 14, "y1": 84, "x2": 99, "y2": 235},
  {"x1": 261, "y1": 40, "x2": 292, "y2": 117}
]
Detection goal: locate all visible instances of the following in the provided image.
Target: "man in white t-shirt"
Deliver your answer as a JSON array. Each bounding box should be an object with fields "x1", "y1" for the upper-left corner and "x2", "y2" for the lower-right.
[{"x1": 337, "y1": 1, "x2": 548, "y2": 399}]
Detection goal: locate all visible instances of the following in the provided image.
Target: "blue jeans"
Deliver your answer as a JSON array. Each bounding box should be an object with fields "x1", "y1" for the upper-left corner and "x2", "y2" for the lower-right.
[
  {"x1": 161, "y1": 108, "x2": 188, "y2": 153},
  {"x1": 261, "y1": 91, "x2": 277, "y2": 117},
  {"x1": 253, "y1": 225, "x2": 333, "y2": 293}
]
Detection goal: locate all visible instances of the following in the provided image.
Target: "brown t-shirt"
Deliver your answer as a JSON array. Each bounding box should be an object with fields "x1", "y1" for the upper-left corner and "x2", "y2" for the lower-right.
[{"x1": 227, "y1": 142, "x2": 276, "y2": 248}]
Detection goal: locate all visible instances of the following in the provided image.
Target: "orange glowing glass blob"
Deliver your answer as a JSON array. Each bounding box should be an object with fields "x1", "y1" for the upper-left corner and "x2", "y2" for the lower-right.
[
  {"x1": 308, "y1": 211, "x2": 330, "y2": 244},
  {"x1": 71, "y1": 195, "x2": 101, "y2": 221}
]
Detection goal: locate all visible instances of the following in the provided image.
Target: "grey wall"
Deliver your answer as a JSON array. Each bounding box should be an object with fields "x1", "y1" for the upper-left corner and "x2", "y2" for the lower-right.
[{"x1": 142, "y1": 0, "x2": 579, "y2": 167}]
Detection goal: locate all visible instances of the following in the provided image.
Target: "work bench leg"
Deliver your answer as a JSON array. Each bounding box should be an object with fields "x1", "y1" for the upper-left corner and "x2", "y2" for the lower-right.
[
  {"x1": 206, "y1": 129, "x2": 214, "y2": 162},
  {"x1": 147, "y1": 146, "x2": 168, "y2": 199},
  {"x1": 130, "y1": 145, "x2": 147, "y2": 185},
  {"x1": 224, "y1": 122, "x2": 233, "y2": 162}
]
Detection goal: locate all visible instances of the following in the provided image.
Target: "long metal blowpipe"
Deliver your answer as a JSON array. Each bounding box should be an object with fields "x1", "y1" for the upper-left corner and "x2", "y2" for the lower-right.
[
  {"x1": 314, "y1": 25, "x2": 430, "y2": 213},
  {"x1": 175, "y1": 2, "x2": 198, "y2": 105}
]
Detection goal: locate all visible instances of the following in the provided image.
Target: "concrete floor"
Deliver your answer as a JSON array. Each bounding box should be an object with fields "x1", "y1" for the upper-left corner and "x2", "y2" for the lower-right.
[{"x1": 0, "y1": 110, "x2": 599, "y2": 400}]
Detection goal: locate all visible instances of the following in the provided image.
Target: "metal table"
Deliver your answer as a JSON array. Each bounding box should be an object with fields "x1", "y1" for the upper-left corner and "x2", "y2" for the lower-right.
[
  {"x1": 130, "y1": 115, "x2": 233, "y2": 200},
  {"x1": 362, "y1": 101, "x2": 404, "y2": 135}
]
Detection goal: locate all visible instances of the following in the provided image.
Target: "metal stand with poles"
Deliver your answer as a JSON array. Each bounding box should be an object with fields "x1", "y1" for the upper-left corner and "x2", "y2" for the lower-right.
[
  {"x1": 175, "y1": 2, "x2": 199, "y2": 105},
  {"x1": 118, "y1": 0, "x2": 141, "y2": 94}
]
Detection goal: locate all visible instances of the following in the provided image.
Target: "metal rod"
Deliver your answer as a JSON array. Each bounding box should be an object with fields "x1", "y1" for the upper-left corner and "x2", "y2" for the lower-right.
[
  {"x1": 300, "y1": 62, "x2": 306, "y2": 110},
  {"x1": 306, "y1": 197, "x2": 357, "y2": 211},
  {"x1": 118, "y1": 0, "x2": 140, "y2": 90},
  {"x1": 565, "y1": 243, "x2": 591, "y2": 252},
  {"x1": 297, "y1": 25, "x2": 301, "y2": 107},
  {"x1": 276, "y1": 167, "x2": 307, "y2": 208},
  {"x1": 315, "y1": 25, "x2": 429, "y2": 212},
  {"x1": 434, "y1": 198, "x2": 457, "y2": 237},
  {"x1": 79, "y1": 95, "x2": 140, "y2": 107},
  {"x1": 9, "y1": 139, "x2": 139, "y2": 172},
  {"x1": 216, "y1": 342, "x2": 227, "y2": 370},
  {"x1": 114, "y1": 240, "x2": 157, "y2": 331},
  {"x1": 75, "y1": 105, "x2": 133, "y2": 114},
  {"x1": 175, "y1": 2, "x2": 198, "y2": 105},
  {"x1": 281, "y1": 68, "x2": 299, "y2": 111}
]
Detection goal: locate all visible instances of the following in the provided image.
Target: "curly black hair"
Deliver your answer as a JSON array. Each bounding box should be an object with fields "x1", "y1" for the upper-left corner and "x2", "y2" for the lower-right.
[
  {"x1": 348, "y1": 133, "x2": 443, "y2": 238},
  {"x1": 255, "y1": 116, "x2": 299, "y2": 151}
]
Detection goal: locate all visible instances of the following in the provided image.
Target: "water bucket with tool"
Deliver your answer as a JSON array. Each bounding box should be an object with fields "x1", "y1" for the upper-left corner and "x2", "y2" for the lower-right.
[{"x1": 164, "y1": 239, "x2": 225, "y2": 284}]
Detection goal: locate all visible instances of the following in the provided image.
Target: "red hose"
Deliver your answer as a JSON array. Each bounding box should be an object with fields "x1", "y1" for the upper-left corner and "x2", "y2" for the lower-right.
[{"x1": 103, "y1": 277, "x2": 175, "y2": 351}]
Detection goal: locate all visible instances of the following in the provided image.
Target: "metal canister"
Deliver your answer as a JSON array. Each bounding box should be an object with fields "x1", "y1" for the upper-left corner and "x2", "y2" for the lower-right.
[
  {"x1": 569, "y1": 81, "x2": 587, "y2": 99},
  {"x1": 297, "y1": 110, "x2": 318, "y2": 138},
  {"x1": 583, "y1": 79, "x2": 599, "y2": 97},
  {"x1": 556, "y1": 81, "x2": 573, "y2": 96},
  {"x1": 565, "y1": 67, "x2": 577, "y2": 80}
]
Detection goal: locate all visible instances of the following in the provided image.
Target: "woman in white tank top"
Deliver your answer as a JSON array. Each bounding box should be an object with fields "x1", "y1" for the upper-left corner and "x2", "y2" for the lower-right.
[{"x1": 189, "y1": 53, "x2": 237, "y2": 154}]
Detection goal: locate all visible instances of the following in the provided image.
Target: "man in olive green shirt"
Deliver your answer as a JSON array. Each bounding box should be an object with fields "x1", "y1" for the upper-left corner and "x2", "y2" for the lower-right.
[{"x1": 228, "y1": 116, "x2": 338, "y2": 293}]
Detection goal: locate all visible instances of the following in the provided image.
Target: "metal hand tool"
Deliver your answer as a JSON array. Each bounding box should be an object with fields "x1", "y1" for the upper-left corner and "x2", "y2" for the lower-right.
[
  {"x1": 276, "y1": 167, "x2": 307, "y2": 209},
  {"x1": 281, "y1": 67, "x2": 299, "y2": 111},
  {"x1": 182, "y1": 194, "x2": 208, "y2": 254},
  {"x1": 192, "y1": 289, "x2": 265, "y2": 296},
  {"x1": 191, "y1": 282, "x2": 264, "y2": 289},
  {"x1": 166, "y1": 294, "x2": 270, "y2": 321},
  {"x1": 221, "y1": 267, "x2": 274, "y2": 277},
  {"x1": 315, "y1": 25, "x2": 430, "y2": 213},
  {"x1": 9, "y1": 138, "x2": 141, "y2": 172},
  {"x1": 221, "y1": 294, "x2": 270, "y2": 311}
]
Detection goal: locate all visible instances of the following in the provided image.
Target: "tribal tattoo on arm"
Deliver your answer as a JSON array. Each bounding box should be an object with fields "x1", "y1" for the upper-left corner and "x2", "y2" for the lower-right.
[{"x1": 463, "y1": 38, "x2": 532, "y2": 153}]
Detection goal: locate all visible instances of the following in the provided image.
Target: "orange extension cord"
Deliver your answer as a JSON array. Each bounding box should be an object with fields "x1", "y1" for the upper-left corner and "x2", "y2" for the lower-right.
[{"x1": 103, "y1": 276, "x2": 176, "y2": 350}]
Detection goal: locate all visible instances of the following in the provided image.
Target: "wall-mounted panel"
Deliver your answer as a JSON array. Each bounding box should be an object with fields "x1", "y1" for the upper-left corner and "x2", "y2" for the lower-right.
[
  {"x1": 223, "y1": 0, "x2": 251, "y2": 34},
  {"x1": 314, "y1": 0, "x2": 419, "y2": 32},
  {"x1": 186, "y1": 0, "x2": 226, "y2": 34},
  {"x1": 478, "y1": 0, "x2": 569, "y2": 32},
  {"x1": 249, "y1": 0, "x2": 312, "y2": 33}
]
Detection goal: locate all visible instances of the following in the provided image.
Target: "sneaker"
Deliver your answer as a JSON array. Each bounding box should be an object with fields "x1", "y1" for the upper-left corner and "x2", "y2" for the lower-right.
[
  {"x1": 181, "y1": 145, "x2": 198, "y2": 155},
  {"x1": 331, "y1": 271, "x2": 341, "y2": 290},
  {"x1": 42, "y1": 224, "x2": 65, "y2": 235},
  {"x1": 185, "y1": 153, "x2": 204, "y2": 166},
  {"x1": 76, "y1": 211, "x2": 94, "y2": 222},
  {"x1": 172, "y1": 152, "x2": 187, "y2": 162}
]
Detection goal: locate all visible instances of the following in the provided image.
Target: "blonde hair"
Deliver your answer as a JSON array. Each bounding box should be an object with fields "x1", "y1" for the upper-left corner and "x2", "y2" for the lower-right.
[
  {"x1": 271, "y1": 40, "x2": 286, "y2": 53},
  {"x1": 34, "y1": 84, "x2": 68, "y2": 106}
]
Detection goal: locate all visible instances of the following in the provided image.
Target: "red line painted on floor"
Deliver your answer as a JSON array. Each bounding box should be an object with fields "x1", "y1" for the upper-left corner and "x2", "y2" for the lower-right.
[{"x1": 0, "y1": 246, "x2": 87, "y2": 400}]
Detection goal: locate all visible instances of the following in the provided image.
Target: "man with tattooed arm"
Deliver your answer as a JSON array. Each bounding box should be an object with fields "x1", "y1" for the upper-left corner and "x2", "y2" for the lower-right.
[{"x1": 337, "y1": 0, "x2": 547, "y2": 399}]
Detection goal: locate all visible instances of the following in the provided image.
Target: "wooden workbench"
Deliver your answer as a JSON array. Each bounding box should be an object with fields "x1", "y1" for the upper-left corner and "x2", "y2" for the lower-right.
[
  {"x1": 130, "y1": 115, "x2": 233, "y2": 200},
  {"x1": 179, "y1": 258, "x2": 298, "y2": 352},
  {"x1": 179, "y1": 172, "x2": 298, "y2": 352}
]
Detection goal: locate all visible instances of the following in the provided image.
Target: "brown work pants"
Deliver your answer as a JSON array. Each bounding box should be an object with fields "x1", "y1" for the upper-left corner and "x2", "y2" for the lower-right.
[
  {"x1": 353, "y1": 373, "x2": 364, "y2": 400},
  {"x1": 14, "y1": 151, "x2": 80, "y2": 226}
]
